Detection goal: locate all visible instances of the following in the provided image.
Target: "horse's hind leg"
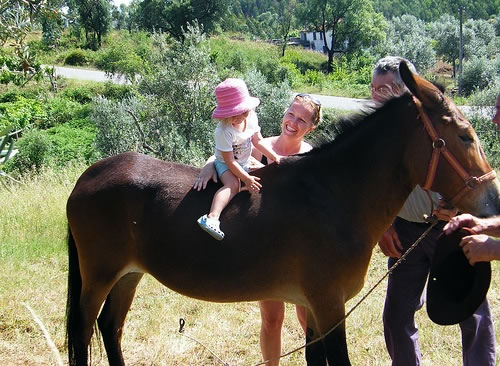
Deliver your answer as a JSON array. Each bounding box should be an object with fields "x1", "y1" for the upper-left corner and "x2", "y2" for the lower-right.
[
  {"x1": 72, "y1": 282, "x2": 115, "y2": 366},
  {"x1": 98, "y1": 272, "x2": 144, "y2": 366}
]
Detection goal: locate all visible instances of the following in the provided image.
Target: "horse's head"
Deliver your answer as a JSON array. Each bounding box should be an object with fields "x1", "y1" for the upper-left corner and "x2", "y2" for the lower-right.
[{"x1": 399, "y1": 61, "x2": 500, "y2": 217}]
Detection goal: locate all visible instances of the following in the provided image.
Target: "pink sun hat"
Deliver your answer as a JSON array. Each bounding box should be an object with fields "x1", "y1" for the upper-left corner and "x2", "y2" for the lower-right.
[{"x1": 212, "y1": 78, "x2": 260, "y2": 119}]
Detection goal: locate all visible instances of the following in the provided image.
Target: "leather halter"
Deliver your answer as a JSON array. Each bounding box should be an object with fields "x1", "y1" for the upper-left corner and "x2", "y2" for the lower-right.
[{"x1": 412, "y1": 96, "x2": 497, "y2": 205}]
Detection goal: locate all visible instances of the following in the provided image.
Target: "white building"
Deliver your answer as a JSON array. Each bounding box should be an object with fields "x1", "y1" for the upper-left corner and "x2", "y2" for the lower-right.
[{"x1": 299, "y1": 31, "x2": 332, "y2": 53}]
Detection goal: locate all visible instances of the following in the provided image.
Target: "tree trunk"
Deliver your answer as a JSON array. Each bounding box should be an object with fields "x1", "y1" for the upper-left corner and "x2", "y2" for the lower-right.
[{"x1": 327, "y1": 49, "x2": 334, "y2": 73}]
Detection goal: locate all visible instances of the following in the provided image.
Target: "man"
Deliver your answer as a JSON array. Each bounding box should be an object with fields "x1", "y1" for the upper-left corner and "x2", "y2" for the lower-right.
[{"x1": 373, "y1": 56, "x2": 496, "y2": 366}]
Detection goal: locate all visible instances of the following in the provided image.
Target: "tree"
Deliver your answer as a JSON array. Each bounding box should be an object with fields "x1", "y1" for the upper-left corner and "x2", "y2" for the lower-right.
[
  {"x1": 429, "y1": 15, "x2": 461, "y2": 77},
  {"x1": 376, "y1": 15, "x2": 436, "y2": 72},
  {"x1": 74, "y1": 0, "x2": 111, "y2": 49},
  {"x1": 136, "y1": 0, "x2": 227, "y2": 40},
  {"x1": 300, "y1": 0, "x2": 385, "y2": 73},
  {"x1": 464, "y1": 18, "x2": 496, "y2": 59},
  {"x1": 373, "y1": 0, "x2": 498, "y2": 22},
  {"x1": 111, "y1": 3, "x2": 129, "y2": 30},
  {"x1": 0, "y1": 0, "x2": 51, "y2": 85},
  {"x1": 276, "y1": 0, "x2": 297, "y2": 57}
]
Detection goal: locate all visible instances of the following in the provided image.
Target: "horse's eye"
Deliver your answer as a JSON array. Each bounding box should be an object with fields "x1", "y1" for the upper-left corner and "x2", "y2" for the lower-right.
[{"x1": 459, "y1": 135, "x2": 474, "y2": 144}]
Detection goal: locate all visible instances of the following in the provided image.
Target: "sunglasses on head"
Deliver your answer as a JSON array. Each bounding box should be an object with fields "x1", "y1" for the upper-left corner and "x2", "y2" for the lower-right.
[{"x1": 296, "y1": 93, "x2": 322, "y2": 107}]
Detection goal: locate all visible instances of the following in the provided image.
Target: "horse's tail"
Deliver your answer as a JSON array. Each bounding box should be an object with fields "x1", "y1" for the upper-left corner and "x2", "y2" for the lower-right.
[{"x1": 66, "y1": 225, "x2": 81, "y2": 365}]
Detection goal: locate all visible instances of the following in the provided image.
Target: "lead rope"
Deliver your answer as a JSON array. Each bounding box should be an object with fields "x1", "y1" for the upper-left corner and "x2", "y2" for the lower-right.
[
  {"x1": 177, "y1": 216, "x2": 439, "y2": 366},
  {"x1": 251, "y1": 214, "x2": 439, "y2": 366}
]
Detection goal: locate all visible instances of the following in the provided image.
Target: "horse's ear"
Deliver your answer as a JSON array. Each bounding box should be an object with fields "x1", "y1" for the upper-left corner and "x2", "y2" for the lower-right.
[{"x1": 399, "y1": 61, "x2": 441, "y2": 106}]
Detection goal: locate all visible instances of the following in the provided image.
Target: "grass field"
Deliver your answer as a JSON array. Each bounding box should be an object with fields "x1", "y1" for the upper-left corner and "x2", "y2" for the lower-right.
[{"x1": 1, "y1": 165, "x2": 499, "y2": 365}]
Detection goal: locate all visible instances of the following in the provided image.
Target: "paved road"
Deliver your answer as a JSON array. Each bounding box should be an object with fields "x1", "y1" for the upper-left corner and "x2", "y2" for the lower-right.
[
  {"x1": 51, "y1": 65, "x2": 130, "y2": 84},
  {"x1": 51, "y1": 66, "x2": 491, "y2": 116}
]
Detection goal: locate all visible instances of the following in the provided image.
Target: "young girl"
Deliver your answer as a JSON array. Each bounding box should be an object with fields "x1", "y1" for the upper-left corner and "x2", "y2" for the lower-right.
[{"x1": 197, "y1": 78, "x2": 280, "y2": 240}]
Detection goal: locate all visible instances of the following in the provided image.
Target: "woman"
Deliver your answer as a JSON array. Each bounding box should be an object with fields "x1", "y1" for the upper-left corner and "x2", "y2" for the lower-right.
[{"x1": 193, "y1": 93, "x2": 322, "y2": 366}]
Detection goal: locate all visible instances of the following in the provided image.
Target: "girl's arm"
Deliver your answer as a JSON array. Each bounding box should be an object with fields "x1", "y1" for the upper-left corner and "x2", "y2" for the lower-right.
[
  {"x1": 251, "y1": 132, "x2": 281, "y2": 164},
  {"x1": 221, "y1": 151, "x2": 262, "y2": 191}
]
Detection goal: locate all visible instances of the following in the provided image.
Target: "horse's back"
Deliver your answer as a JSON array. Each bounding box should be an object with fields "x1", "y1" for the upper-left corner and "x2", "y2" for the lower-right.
[
  {"x1": 69, "y1": 152, "x2": 197, "y2": 199},
  {"x1": 67, "y1": 153, "x2": 204, "y2": 273}
]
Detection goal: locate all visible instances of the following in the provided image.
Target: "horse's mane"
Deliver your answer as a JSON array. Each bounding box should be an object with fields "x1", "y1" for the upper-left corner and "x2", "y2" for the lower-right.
[{"x1": 305, "y1": 93, "x2": 413, "y2": 158}]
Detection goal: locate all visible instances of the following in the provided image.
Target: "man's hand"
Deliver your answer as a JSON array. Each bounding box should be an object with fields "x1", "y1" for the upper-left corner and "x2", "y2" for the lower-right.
[
  {"x1": 378, "y1": 225, "x2": 403, "y2": 258},
  {"x1": 460, "y1": 234, "x2": 498, "y2": 265},
  {"x1": 444, "y1": 213, "x2": 484, "y2": 235}
]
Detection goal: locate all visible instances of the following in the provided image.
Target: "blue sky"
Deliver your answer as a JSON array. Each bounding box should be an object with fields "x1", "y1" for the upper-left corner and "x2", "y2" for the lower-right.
[{"x1": 113, "y1": 0, "x2": 131, "y2": 6}]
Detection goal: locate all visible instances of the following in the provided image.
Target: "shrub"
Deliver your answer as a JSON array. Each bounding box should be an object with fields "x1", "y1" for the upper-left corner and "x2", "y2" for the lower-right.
[
  {"x1": 91, "y1": 96, "x2": 141, "y2": 158},
  {"x1": 4, "y1": 129, "x2": 51, "y2": 173},
  {"x1": 244, "y1": 69, "x2": 292, "y2": 138},
  {"x1": 45, "y1": 123, "x2": 98, "y2": 165},
  {"x1": 100, "y1": 83, "x2": 135, "y2": 100},
  {"x1": 279, "y1": 62, "x2": 304, "y2": 89},
  {"x1": 376, "y1": 15, "x2": 436, "y2": 72},
  {"x1": 461, "y1": 56, "x2": 497, "y2": 96},
  {"x1": 0, "y1": 96, "x2": 47, "y2": 130},
  {"x1": 64, "y1": 49, "x2": 92, "y2": 66},
  {"x1": 470, "y1": 114, "x2": 500, "y2": 169},
  {"x1": 95, "y1": 44, "x2": 145, "y2": 83},
  {"x1": 61, "y1": 86, "x2": 96, "y2": 104},
  {"x1": 138, "y1": 24, "x2": 220, "y2": 162},
  {"x1": 43, "y1": 97, "x2": 88, "y2": 128},
  {"x1": 304, "y1": 70, "x2": 326, "y2": 89},
  {"x1": 255, "y1": 56, "x2": 291, "y2": 84}
]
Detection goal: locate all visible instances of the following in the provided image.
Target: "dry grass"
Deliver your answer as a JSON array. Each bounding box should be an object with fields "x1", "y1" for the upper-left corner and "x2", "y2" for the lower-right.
[{"x1": 1, "y1": 166, "x2": 499, "y2": 365}]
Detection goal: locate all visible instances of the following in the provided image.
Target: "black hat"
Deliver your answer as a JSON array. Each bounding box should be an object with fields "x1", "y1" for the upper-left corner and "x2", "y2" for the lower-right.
[{"x1": 426, "y1": 228, "x2": 491, "y2": 325}]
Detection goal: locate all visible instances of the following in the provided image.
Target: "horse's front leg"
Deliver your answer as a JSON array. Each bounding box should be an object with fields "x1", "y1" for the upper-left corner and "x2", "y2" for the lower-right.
[
  {"x1": 304, "y1": 310, "x2": 326, "y2": 366},
  {"x1": 306, "y1": 301, "x2": 351, "y2": 366},
  {"x1": 323, "y1": 321, "x2": 350, "y2": 366}
]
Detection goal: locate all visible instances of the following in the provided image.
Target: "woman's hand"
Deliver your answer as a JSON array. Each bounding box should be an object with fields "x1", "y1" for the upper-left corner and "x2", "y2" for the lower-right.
[{"x1": 193, "y1": 161, "x2": 218, "y2": 191}]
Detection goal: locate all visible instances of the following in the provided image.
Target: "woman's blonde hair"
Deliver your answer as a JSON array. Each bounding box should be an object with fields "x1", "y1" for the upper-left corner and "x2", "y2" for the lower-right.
[{"x1": 293, "y1": 94, "x2": 322, "y2": 126}]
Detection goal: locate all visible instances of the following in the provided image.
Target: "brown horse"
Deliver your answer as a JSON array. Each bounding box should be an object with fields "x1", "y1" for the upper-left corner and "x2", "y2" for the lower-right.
[{"x1": 66, "y1": 62, "x2": 500, "y2": 366}]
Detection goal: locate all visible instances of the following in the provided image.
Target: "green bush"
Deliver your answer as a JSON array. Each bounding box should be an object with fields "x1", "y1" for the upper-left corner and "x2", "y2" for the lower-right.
[
  {"x1": 281, "y1": 47, "x2": 328, "y2": 74},
  {"x1": 91, "y1": 96, "x2": 142, "y2": 158},
  {"x1": 61, "y1": 86, "x2": 96, "y2": 104},
  {"x1": 95, "y1": 44, "x2": 145, "y2": 83},
  {"x1": 100, "y1": 83, "x2": 135, "y2": 100},
  {"x1": 43, "y1": 97, "x2": 88, "y2": 128},
  {"x1": 4, "y1": 129, "x2": 51, "y2": 173},
  {"x1": 244, "y1": 69, "x2": 292, "y2": 138},
  {"x1": 137, "y1": 24, "x2": 220, "y2": 163},
  {"x1": 304, "y1": 70, "x2": 326, "y2": 88},
  {"x1": 95, "y1": 31, "x2": 152, "y2": 83},
  {"x1": 461, "y1": 56, "x2": 498, "y2": 96},
  {"x1": 45, "y1": 123, "x2": 98, "y2": 165},
  {"x1": 60, "y1": 83, "x2": 134, "y2": 104},
  {"x1": 3, "y1": 121, "x2": 98, "y2": 175},
  {"x1": 64, "y1": 49, "x2": 93, "y2": 66},
  {"x1": 470, "y1": 114, "x2": 500, "y2": 169},
  {"x1": 0, "y1": 96, "x2": 48, "y2": 130}
]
